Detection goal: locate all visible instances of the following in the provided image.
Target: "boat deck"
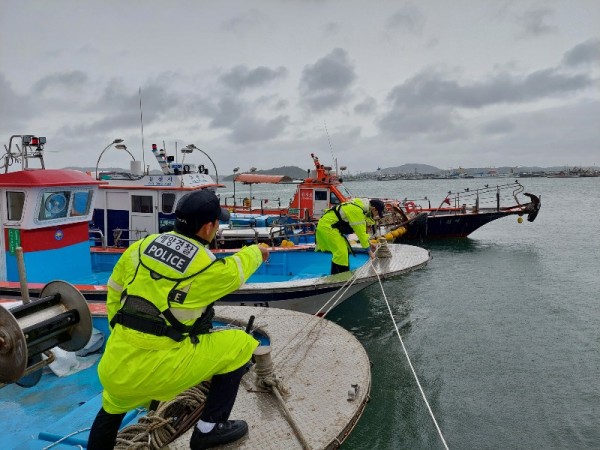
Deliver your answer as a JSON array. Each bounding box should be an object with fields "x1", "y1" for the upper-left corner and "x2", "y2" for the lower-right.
[
  {"x1": 169, "y1": 306, "x2": 371, "y2": 449},
  {"x1": 0, "y1": 306, "x2": 371, "y2": 449}
]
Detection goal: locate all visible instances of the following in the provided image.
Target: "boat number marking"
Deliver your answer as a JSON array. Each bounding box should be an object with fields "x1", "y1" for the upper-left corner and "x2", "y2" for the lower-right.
[
  {"x1": 146, "y1": 176, "x2": 174, "y2": 186},
  {"x1": 240, "y1": 302, "x2": 270, "y2": 308},
  {"x1": 144, "y1": 235, "x2": 199, "y2": 273}
]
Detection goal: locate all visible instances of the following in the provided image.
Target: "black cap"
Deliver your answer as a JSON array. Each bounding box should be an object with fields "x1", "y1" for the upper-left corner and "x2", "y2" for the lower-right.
[
  {"x1": 369, "y1": 199, "x2": 385, "y2": 218},
  {"x1": 174, "y1": 190, "x2": 230, "y2": 236}
]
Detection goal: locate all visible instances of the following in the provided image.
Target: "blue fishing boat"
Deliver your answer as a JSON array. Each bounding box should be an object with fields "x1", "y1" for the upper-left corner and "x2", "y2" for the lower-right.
[
  {"x1": 0, "y1": 283, "x2": 372, "y2": 449},
  {"x1": 0, "y1": 135, "x2": 430, "y2": 315}
]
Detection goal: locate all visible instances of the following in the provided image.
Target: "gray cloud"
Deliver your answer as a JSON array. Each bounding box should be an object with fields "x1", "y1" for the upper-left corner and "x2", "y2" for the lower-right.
[
  {"x1": 385, "y1": 3, "x2": 425, "y2": 35},
  {"x1": 208, "y1": 96, "x2": 246, "y2": 128},
  {"x1": 219, "y1": 65, "x2": 288, "y2": 92},
  {"x1": 58, "y1": 111, "x2": 142, "y2": 137},
  {"x1": 92, "y1": 80, "x2": 184, "y2": 129},
  {"x1": 0, "y1": 74, "x2": 34, "y2": 129},
  {"x1": 480, "y1": 118, "x2": 516, "y2": 135},
  {"x1": 254, "y1": 94, "x2": 289, "y2": 111},
  {"x1": 221, "y1": 9, "x2": 265, "y2": 35},
  {"x1": 354, "y1": 97, "x2": 377, "y2": 115},
  {"x1": 516, "y1": 7, "x2": 558, "y2": 37},
  {"x1": 385, "y1": 66, "x2": 593, "y2": 109},
  {"x1": 321, "y1": 21, "x2": 341, "y2": 37},
  {"x1": 379, "y1": 105, "x2": 467, "y2": 141},
  {"x1": 562, "y1": 38, "x2": 600, "y2": 67},
  {"x1": 230, "y1": 115, "x2": 288, "y2": 143},
  {"x1": 31, "y1": 71, "x2": 88, "y2": 95},
  {"x1": 299, "y1": 48, "x2": 356, "y2": 112}
]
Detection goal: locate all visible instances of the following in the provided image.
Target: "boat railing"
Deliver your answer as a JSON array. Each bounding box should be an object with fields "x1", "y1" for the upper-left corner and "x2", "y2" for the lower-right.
[
  {"x1": 88, "y1": 228, "x2": 107, "y2": 248},
  {"x1": 279, "y1": 221, "x2": 316, "y2": 245},
  {"x1": 113, "y1": 228, "x2": 149, "y2": 247},
  {"x1": 414, "y1": 181, "x2": 528, "y2": 217}
]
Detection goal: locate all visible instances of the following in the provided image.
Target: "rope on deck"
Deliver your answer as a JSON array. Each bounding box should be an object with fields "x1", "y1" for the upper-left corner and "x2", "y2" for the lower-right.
[
  {"x1": 114, "y1": 383, "x2": 210, "y2": 449},
  {"x1": 254, "y1": 349, "x2": 311, "y2": 450},
  {"x1": 269, "y1": 240, "x2": 400, "y2": 377},
  {"x1": 272, "y1": 241, "x2": 394, "y2": 372}
]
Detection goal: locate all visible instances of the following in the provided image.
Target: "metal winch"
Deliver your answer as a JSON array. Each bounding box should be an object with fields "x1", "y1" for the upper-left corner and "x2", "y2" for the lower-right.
[{"x1": 0, "y1": 280, "x2": 92, "y2": 386}]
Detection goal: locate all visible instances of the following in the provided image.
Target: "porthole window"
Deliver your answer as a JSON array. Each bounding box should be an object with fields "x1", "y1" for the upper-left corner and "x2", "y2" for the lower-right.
[{"x1": 38, "y1": 191, "x2": 71, "y2": 221}]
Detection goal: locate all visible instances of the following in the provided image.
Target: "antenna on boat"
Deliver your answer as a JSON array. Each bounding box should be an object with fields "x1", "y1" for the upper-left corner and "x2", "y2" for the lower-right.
[
  {"x1": 324, "y1": 120, "x2": 337, "y2": 174},
  {"x1": 139, "y1": 87, "x2": 146, "y2": 174}
]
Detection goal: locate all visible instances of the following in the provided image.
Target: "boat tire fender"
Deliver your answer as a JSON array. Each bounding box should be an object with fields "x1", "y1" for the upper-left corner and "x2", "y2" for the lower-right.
[{"x1": 404, "y1": 201, "x2": 417, "y2": 214}]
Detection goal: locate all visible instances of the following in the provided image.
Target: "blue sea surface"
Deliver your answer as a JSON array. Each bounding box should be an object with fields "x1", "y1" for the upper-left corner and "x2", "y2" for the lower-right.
[
  {"x1": 326, "y1": 177, "x2": 600, "y2": 449},
  {"x1": 225, "y1": 176, "x2": 600, "y2": 448}
]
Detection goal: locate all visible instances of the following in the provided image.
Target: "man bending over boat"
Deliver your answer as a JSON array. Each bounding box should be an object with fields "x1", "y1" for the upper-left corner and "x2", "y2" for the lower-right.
[
  {"x1": 88, "y1": 189, "x2": 269, "y2": 450},
  {"x1": 315, "y1": 198, "x2": 385, "y2": 274}
]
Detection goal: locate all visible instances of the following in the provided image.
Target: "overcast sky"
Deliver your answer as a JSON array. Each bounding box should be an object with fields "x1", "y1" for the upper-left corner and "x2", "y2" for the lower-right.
[{"x1": 1, "y1": 0, "x2": 599, "y2": 174}]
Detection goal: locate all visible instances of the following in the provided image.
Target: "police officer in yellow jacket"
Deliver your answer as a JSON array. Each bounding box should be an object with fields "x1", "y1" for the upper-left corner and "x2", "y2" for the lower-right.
[
  {"x1": 88, "y1": 189, "x2": 269, "y2": 450},
  {"x1": 315, "y1": 198, "x2": 385, "y2": 274}
]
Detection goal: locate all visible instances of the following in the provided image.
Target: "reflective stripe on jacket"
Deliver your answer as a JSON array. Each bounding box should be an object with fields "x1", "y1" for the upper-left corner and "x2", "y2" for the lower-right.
[{"x1": 106, "y1": 231, "x2": 264, "y2": 329}]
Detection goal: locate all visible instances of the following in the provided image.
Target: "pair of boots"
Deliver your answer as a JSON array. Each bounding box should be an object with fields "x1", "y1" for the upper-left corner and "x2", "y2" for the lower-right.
[
  {"x1": 88, "y1": 364, "x2": 250, "y2": 450},
  {"x1": 88, "y1": 411, "x2": 249, "y2": 450}
]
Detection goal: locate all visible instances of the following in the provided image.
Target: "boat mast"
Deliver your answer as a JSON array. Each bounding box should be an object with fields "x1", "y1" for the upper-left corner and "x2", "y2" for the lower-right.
[{"x1": 2, "y1": 135, "x2": 46, "y2": 172}]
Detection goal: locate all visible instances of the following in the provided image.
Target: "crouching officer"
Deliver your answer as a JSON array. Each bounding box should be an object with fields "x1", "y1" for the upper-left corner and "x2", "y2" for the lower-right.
[
  {"x1": 315, "y1": 197, "x2": 385, "y2": 274},
  {"x1": 88, "y1": 189, "x2": 269, "y2": 450}
]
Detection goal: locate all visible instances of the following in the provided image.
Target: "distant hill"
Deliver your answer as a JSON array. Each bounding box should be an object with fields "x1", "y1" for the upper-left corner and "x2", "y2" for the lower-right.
[{"x1": 378, "y1": 163, "x2": 441, "y2": 175}]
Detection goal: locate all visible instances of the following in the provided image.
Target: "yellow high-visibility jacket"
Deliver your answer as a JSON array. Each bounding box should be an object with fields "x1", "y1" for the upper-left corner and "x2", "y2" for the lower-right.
[
  {"x1": 315, "y1": 199, "x2": 371, "y2": 267},
  {"x1": 98, "y1": 231, "x2": 263, "y2": 414}
]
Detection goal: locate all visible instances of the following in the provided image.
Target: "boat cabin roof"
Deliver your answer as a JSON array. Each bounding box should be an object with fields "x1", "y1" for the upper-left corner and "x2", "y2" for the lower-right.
[{"x1": 0, "y1": 169, "x2": 100, "y2": 188}]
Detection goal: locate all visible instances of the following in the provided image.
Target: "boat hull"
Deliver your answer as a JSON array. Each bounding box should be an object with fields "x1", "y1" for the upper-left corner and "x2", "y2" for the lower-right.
[
  {"x1": 0, "y1": 244, "x2": 430, "y2": 315},
  {"x1": 398, "y1": 209, "x2": 519, "y2": 240},
  {"x1": 394, "y1": 200, "x2": 541, "y2": 241}
]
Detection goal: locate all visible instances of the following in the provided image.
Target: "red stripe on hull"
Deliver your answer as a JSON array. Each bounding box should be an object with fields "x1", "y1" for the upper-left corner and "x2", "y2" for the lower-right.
[{"x1": 5, "y1": 222, "x2": 89, "y2": 252}]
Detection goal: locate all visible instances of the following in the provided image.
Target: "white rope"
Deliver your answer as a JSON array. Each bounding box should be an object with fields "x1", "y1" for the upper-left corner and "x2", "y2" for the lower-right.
[
  {"x1": 368, "y1": 257, "x2": 450, "y2": 450},
  {"x1": 42, "y1": 428, "x2": 89, "y2": 449},
  {"x1": 272, "y1": 270, "x2": 362, "y2": 369},
  {"x1": 315, "y1": 270, "x2": 361, "y2": 317}
]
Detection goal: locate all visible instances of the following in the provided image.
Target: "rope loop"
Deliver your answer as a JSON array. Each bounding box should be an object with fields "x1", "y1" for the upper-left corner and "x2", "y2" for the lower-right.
[{"x1": 114, "y1": 383, "x2": 210, "y2": 449}]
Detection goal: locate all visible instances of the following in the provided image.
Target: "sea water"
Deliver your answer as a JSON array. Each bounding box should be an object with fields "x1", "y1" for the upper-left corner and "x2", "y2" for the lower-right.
[{"x1": 225, "y1": 176, "x2": 600, "y2": 449}]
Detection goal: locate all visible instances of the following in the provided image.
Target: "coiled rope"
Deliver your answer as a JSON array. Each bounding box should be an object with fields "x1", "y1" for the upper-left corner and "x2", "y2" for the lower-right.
[
  {"x1": 367, "y1": 247, "x2": 450, "y2": 450},
  {"x1": 114, "y1": 383, "x2": 211, "y2": 449}
]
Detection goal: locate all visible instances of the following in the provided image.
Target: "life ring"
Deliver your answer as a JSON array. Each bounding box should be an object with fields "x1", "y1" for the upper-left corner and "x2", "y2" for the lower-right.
[{"x1": 404, "y1": 201, "x2": 417, "y2": 214}]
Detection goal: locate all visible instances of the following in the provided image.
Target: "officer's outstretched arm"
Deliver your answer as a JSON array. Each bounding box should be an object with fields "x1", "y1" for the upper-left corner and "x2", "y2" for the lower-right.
[{"x1": 195, "y1": 245, "x2": 265, "y2": 304}]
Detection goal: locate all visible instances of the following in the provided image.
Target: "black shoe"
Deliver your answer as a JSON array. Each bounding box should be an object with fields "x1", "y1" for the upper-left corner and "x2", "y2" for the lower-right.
[{"x1": 190, "y1": 420, "x2": 248, "y2": 449}]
